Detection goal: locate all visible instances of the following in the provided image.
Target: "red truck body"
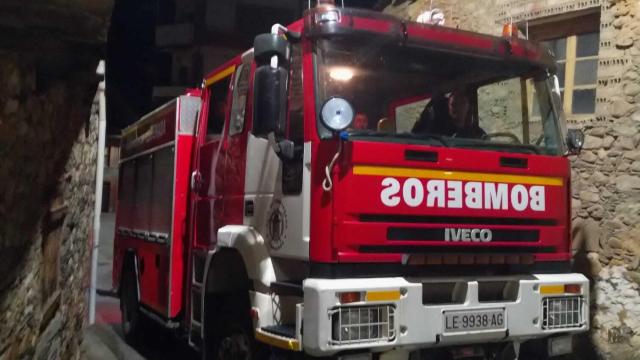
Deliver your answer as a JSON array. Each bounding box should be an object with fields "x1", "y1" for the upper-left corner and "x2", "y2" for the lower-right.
[{"x1": 113, "y1": 5, "x2": 588, "y2": 359}]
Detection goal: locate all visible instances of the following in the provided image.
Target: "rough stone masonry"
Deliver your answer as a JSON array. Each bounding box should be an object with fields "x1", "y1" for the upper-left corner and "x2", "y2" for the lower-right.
[
  {"x1": 384, "y1": 0, "x2": 640, "y2": 358},
  {"x1": 0, "y1": 1, "x2": 112, "y2": 359}
]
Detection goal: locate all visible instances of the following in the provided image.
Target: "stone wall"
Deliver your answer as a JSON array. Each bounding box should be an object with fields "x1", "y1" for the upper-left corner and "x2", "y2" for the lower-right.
[
  {"x1": 0, "y1": 56, "x2": 100, "y2": 360},
  {"x1": 384, "y1": 0, "x2": 640, "y2": 359},
  {"x1": 0, "y1": 1, "x2": 111, "y2": 358}
]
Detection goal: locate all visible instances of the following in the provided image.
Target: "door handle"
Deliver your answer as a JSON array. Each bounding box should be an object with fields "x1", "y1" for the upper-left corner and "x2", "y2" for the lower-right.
[{"x1": 190, "y1": 170, "x2": 202, "y2": 191}]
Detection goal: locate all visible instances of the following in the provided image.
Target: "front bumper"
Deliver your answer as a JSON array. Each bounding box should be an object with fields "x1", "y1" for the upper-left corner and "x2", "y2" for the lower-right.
[{"x1": 302, "y1": 273, "x2": 588, "y2": 356}]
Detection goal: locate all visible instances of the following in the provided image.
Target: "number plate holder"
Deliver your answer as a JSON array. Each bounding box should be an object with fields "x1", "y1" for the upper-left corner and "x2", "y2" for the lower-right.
[{"x1": 443, "y1": 308, "x2": 506, "y2": 334}]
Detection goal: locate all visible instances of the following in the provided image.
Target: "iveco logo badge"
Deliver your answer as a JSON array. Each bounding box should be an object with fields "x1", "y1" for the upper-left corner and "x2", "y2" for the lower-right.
[
  {"x1": 445, "y1": 228, "x2": 492, "y2": 242},
  {"x1": 266, "y1": 200, "x2": 287, "y2": 250}
]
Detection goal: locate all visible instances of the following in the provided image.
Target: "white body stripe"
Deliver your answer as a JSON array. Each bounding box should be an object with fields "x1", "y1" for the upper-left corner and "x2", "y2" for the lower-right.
[{"x1": 243, "y1": 134, "x2": 310, "y2": 260}]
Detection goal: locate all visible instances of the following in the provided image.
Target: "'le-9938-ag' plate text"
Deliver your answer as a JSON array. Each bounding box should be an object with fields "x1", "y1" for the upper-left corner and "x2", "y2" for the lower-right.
[{"x1": 443, "y1": 308, "x2": 506, "y2": 333}]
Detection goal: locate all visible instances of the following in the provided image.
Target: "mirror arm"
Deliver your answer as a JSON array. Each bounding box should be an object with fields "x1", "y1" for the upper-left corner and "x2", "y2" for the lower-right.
[
  {"x1": 267, "y1": 132, "x2": 296, "y2": 161},
  {"x1": 267, "y1": 132, "x2": 281, "y2": 153},
  {"x1": 286, "y1": 31, "x2": 302, "y2": 42}
]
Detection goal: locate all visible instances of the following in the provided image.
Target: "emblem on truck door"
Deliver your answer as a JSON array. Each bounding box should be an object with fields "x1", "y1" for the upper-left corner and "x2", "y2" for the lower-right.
[{"x1": 266, "y1": 200, "x2": 287, "y2": 250}]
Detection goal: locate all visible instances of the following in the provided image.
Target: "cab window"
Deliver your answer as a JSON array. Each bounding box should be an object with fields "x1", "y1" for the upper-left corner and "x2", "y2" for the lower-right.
[
  {"x1": 283, "y1": 44, "x2": 304, "y2": 195},
  {"x1": 207, "y1": 76, "x2": 231, "y2": 136},
  {"x1": 229, "y1": 63, "x2": 251, "y2": 136}
]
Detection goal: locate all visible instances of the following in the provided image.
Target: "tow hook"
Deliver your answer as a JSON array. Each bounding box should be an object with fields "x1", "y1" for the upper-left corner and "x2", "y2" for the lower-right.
[{"x1": 322, "y1": 133, "x2": 347, "y2": 192}]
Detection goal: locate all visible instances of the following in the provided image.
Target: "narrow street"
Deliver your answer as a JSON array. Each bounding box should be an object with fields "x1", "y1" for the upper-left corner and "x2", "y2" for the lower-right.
[{"x1": 93, "y1": 213, "x2": 198, "y2": 360}]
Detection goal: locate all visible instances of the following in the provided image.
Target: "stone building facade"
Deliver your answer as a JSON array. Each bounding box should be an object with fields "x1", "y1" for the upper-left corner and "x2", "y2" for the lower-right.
[
  {"x1": 384, "y1": 0, "x2": 640, "y2": 358},
  {"x1": 0, "y1": 1, "x2": 112, "y2": 359}
]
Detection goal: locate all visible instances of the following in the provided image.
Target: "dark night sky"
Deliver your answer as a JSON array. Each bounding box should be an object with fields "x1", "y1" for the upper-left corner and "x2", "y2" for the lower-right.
[
  {"x1": 106, "y1": 0, "x2": 383, "y2": 134},
  {"x1": 106, "y1": 0, "x2": 157, "y2": 134}
]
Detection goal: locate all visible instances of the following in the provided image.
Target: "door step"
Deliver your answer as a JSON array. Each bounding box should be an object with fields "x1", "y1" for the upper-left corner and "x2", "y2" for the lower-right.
[
  {"x1": 262, "y1": 324, "x2": 296, "y2": 338},
  {"x1": 255, "y1": 325, "x2": 301, "y2": 351}
]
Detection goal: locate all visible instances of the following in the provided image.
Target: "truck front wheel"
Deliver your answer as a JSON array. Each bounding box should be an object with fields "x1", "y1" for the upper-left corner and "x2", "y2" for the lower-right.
[{"x1": 202, "y1": 292, "x2": 254, "y2": 360}]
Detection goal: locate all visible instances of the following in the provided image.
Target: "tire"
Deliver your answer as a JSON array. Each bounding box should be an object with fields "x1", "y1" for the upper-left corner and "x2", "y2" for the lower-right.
[
  {"x1": 120, "y1": 263, "x2": 145, "y2": 345},
  {"x1": 202, "y1": 292, "x2": 254, "y2": 360}
]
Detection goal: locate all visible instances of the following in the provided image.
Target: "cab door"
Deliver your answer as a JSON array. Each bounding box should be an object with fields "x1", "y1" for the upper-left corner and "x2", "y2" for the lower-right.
[{"x1": 191, "y1": 69, "x2": 234, "y2": 249}]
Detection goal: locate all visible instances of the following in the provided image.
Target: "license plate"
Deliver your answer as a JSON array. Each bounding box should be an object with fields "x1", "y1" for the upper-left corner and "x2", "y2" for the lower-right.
[{"x1": 443, "y1": 308, "x2": 506, "y2": 333}]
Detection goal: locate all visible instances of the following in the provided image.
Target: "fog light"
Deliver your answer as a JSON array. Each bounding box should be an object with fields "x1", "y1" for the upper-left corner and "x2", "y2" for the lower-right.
[
  {"x1": 548, "y1": 335, "x2": 573, "y2": 356},
  {"x1": 542, "y1": 297, "x2": 584, "y2": 329},
  {"x1": 330, "y1": 305, "x2": 396, "y2": 344}
]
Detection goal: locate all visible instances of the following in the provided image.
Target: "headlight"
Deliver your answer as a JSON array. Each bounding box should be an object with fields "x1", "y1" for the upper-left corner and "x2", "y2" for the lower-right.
[
  {"x1": 330, "y1": 305, "x2": 396, "y2": 345},
  {"x1": 542, "y1": 296, "x2": 585, "y2": 330},
  {"x1": 321, "y1": 97, "x2": 354, "y2": 132}
]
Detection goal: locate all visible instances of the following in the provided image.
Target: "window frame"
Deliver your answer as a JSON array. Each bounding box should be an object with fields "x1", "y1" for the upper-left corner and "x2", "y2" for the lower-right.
[
  {"x1": 228, "y1": 62, "x2": 251, "y2": 137},
  {"x1": 205, "y1": 73, "x2": 233, "y2": 139},
  {"x1": 524, "y1": 9, "x2": 600, "y2": 122}
]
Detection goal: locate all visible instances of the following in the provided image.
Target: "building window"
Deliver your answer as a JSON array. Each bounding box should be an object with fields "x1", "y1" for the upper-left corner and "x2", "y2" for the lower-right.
[{"x1": 527, "y1": 10, "x2": 600, "y2": 121}]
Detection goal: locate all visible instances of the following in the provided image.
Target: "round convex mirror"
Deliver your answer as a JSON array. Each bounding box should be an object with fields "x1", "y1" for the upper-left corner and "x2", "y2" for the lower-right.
[{"x1": 320, "y1": 97, "x2": 354, "y2": 132}]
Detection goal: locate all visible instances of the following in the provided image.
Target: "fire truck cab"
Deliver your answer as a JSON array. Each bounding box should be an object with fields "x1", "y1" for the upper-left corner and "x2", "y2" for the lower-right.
[{"x1": 114, "y1": 4, "x2": 588, "y2": 359}]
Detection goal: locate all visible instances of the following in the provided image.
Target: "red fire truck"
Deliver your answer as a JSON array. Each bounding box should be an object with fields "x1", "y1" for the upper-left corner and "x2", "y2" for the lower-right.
[{"x1": 113, "y1": 3, "x2": 589, "y2": 359}]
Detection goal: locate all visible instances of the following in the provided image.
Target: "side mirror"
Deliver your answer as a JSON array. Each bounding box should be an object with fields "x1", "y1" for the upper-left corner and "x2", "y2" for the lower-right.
[
  {"x1": 252, "y1": 33, "x2": 289, "y2": 138},
  {"x1": 253, "y1": 33, "x2": 294, "y2": 160},
  {"x1": 567, "y1": 129, "x2": 584, "y2": 155},
  {"x1": 253, "y1": 65, "x2": 288, "y2": 137}
]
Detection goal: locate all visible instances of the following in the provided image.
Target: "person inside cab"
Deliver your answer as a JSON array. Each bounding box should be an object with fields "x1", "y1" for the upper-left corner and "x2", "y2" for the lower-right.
[{"x1": 412, "y1": 89, "x2": 485, "y2": 139}]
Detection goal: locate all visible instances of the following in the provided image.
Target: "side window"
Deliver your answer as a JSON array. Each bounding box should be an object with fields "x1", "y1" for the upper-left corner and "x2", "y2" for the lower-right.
[
  {"x1": 288, "y1": 44, "x2": 304, "y2": 143},
  {"x1": 283, "y1": 44, "x2": 304, "y2": 195},
  {"x1": 229, "y1": 63, "x2": 251, "y2": 136},
  {"x1": 207, "y1": 76, "x2": 231, "y2": 136}
]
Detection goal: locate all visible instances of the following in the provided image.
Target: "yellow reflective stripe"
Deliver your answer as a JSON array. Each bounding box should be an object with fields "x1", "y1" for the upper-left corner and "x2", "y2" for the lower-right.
[
  {"x1": 204, "y1": 65, "x2": 236, "y2": 86},
  {"x1": 540, "y1": 284, "x2": 565, "y2": 295},
  {"x1": 366, "y1": 290, "x2": 401, "y2": 302},
  {"x1": 255, "y1": 330, "x2": 302, "y2": 351},
  {"x1": 353, "y1": 165, "x2": 563, "y2": 186}
]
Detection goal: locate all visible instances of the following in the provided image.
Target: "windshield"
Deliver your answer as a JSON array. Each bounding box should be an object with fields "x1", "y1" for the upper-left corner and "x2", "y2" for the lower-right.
[{"x1": 315, "y1": 37, "x2": 566, "y2": 155}]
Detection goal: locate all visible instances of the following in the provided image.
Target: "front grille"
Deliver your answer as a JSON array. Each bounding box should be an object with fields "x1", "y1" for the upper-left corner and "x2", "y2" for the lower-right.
[
  {"x1": 387, "y1": 227, "x2": 539, "y2": 242},
  {"x1": 542, "y1": 297, "x2": 585, "y2": 330},
  {"x1": 330, "y1": 305, "x2": 396, "y2": 345},
  {"x1": 359, "y1": 214, "x2": 557, "y2": 226},
  {"x1": 361, "y1": 245, "x2": 555, "y2": 254}
]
